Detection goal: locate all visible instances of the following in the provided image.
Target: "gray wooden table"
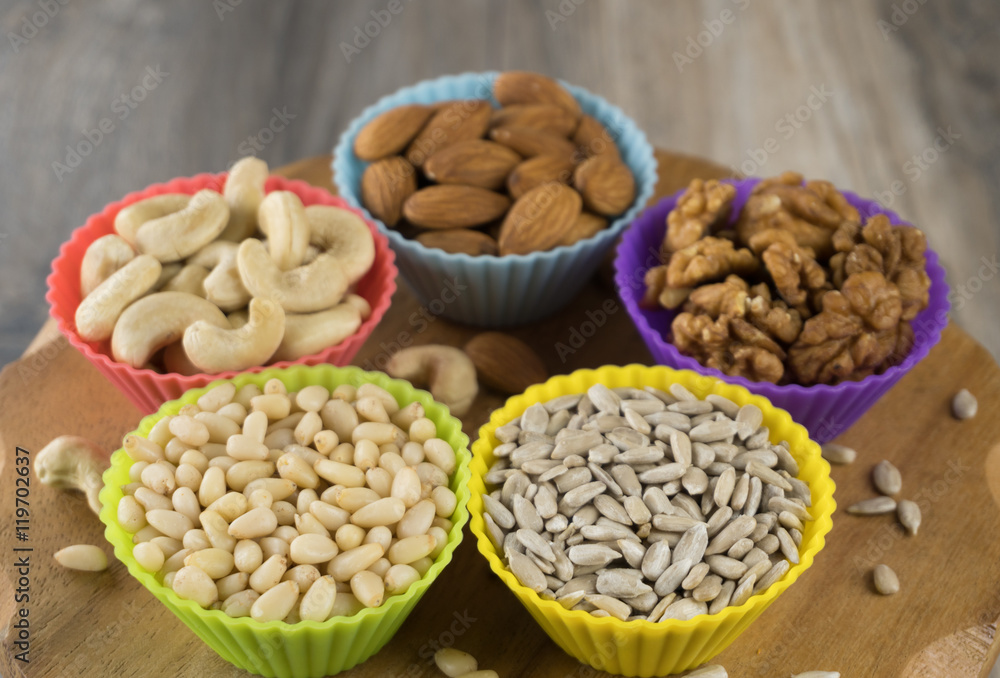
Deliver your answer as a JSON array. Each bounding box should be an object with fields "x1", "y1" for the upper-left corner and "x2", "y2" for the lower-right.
[{"x1": 2, "y1": 0, "x2": 997, "y2": 369}]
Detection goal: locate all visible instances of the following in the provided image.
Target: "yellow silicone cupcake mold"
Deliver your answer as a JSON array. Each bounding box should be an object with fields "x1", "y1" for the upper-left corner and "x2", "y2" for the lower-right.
[{"x1": 468, "y1": 364, "x2": 835, "y2": 676}]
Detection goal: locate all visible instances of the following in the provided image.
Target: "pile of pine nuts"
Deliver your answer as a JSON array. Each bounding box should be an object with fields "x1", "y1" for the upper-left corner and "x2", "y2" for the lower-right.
[
  {"x1": 481, "y1": 382, "x2": 814, "y2": 622},
  {"x1": 117, "y1": 379, "x2": 459, "y2": 623}
]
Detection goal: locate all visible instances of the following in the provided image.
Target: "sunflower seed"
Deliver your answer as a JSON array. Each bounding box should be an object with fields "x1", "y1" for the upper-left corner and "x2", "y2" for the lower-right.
[
  {"x1": 587, "y1": 384, "x2": 621, "y2": 414},
  {"x1": 555, "y1": 574, "x2": 597, "y2": 598},
  {"x1": 483, "y1": 513, "x2": 505, "y2": 548},
  {"x1": 768, "y1": 496, "x2": 811, "y2": 522},
  {"x1": 727, "y1": 537, "x2": 754, "y2": 560},
  {"x1": 872, "y1": 460, "x2": 902, "y2": 496},
  {"x1": 618, "y1": 539, "x2": 647, "y2": 569},
  {"x1": 585, "y1": 594, "x2": 630, "y2": 620},
  {"x1": 713, "y1": 466, "x2": 737, "y2": 508},
  {"x1": 732, "y1": 404, "x2": 762, "y2": 440},
  {"x1": 706, "y1": 515, "x2": 756, "y2": 555},
  {"x1": 623, "y1": 407, "x2": 652, "y2": 435},
  {"x1": 692, "y1": 574, "x2": 724, "y2": 602},
  {"x1": 897, "y1": 499, "x2": 921, "y2": 536},
  {"x1": 730, "y1": 574, "x2": 756, "y2": 606},
  {"x1": 556, "y1": 589, "x2": 586, "y2": 609},
  {"x1": 741, "y1": 558, "x2": 773, "y2": 586},
  {"x1": 502, "y1": 471, "x2": 531, "y2": 506},
  {"x1": 554, "y1": 467, "x2": 592, "y2": 493},
  {"x1": 708, "y1": 579, "x2": 736, "y2": 615},
  {"x1": 754, "y1": 558, "x2": 790, "y2": 593},
  {"x1": 847, "y1": 496, "x2": 897, "y2": 515},
  {"x1": 747, "y1": 461, "x2": 793, "y2": 492},
  {"x1": 646, "y1": 592, "x2": 677, "y2": 623},
  {"x1": 580, "y1": 523, "x2": 637, "y2": 542},
  {"x1": 567, "y1": 544, "x2": 620, "y2": 567},
  {"x1": 682, "y1": 466, "x2": 710, "y2": 495},
  {"x1": 562, "y1": 481, "x2": 607, "y2": 510},
  {"x1": 659, "y1": 597, "x2": 708, "y2": 621},
  {"x1": 772, "y1": 445, "x2": 799, "y2": 476},
  {"x1": 670, "y1": 400, "x2": 714, "y2": 415},
  {"x1": 952, "y1": 389, "x2": 977, "y2": 420},
  {"x1": 593, "y1": 494, "x2": 631, "y2": 525},
  {"x1": 821, "y1": 443, "x2": 856, "y2": 465},
  {"x1": 495, "y1": 423, "x2": 521, "y2": 443},
  {"x1": 508, "y1": 551, "x2": 547, "y2": 592},
  {"x1": 757, "y1": 533, "x2": 780, "y2": 554},
  {"x1": 778, "y1": 511, "x2": 805, "y2": 532},
  {"x1": 516, "y1": 529, "x2": 555, "y2": 562},
  {"x1": 873, "y1": 564, "x2": 899, "y2": 595},
  {"x1": 622, "y1": 398, "x2": 665, "y2": 415},
  {"x1": 742, "y1": 547, "x2": 768, "y2": 568},
  {"x1": 544, "y1": 394, "x2": 582, "y2": 413},
  {"x1": 615, "y1": 447, "x2": 664, "y2": 465},
  {"x1": 483, "y1": 494, "x2": 515, "y2": 529},
  {"x1": 570, "y1": 504, "x2": 599, "y2": 527},
  {"x1": 743, "y1": 476, "x2": 763, "y2": 516},
  {"x1": 654, "y1": 558, "x2": 693, "y2": 596},
  {"x1": 551, "y1": 429, "x2": 603, "y2": 459},
  {"x1": 597, "y1": 569, "x2": 652, "y2": 598},
  {"x1": 775, "y1": 527, "x2": 800, "y2": 564},
  {"x1": 510, "y1": 441, "x2": 555, "y2": 466},
  {"x1": 690, "y1": 419, "x2": 739, "y2": 443},
  {"x1": 745, "y1": 427, "x2": 770, "y2": 449},
  {"x1": 682, "y1": 562, "x2": 711, "y2": 590},
  {"x1": 588, "y1": 463, "x2": 623, "y2": 497}
]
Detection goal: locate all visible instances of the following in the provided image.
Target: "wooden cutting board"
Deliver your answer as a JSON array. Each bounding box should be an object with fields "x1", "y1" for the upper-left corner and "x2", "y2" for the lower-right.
[{"x1": 2, "y1": 152, "x2": 999, "y2": 678}]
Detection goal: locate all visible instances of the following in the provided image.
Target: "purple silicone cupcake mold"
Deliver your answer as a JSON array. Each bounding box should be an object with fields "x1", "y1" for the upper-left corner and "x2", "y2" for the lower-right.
[{"x1": 614, "y1": 178, "x2": 950, "y2": 442}]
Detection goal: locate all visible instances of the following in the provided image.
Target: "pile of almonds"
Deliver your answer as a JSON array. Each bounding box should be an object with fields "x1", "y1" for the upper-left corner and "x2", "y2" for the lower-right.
[{"x1": 356, "y1": 71, "x2": 637, "y2": 256}]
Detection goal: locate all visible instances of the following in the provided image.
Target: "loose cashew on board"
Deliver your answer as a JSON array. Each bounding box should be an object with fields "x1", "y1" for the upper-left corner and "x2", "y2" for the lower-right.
[
  {"x1": 114, "y1": 193, "x2": 191, "y2": 246},
  {"x1": 75, "y1": 254, "x2": 162, "y2": 342},
  {"x1": 259, "y1": 191, "x2": 311, "y2": 272},
  {"x1": 135, "y1": 189, "x2": 230, "y2": 263},
  {"x1": 386, "y1": 345, "x2": 478, "y2": 417},
  {"x1": 79, "y1": 234, "x2": 136, "y2": 297},
  {"x1": 305, "y1": 205, "x2": 376, "y2": 285},
  {"x1": 183, "y1": 297, "x2": 286, "y2": 372},
  {"x1": 221, "y1": 156, "x2": 268, "y2": 241},
  {"x1": 111, "y1": 291, "x2": 229, "y2": 368},
  {"x1": 35, "y1": 435, "x2": 108, "y2": 515},
  {"x1": 237, "y1": 238, "x2": 348, "y2": 313},
  {"x1": 271, "y1": 303, "x2": 363, "y2": 363}
]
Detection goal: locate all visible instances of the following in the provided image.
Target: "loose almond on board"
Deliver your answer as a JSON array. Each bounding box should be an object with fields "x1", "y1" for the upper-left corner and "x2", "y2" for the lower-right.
[
  {"x1": 464, "y1": 332, "x2": 549, "y2": 394},
  {"x1": 405, "y1": 100, "x2": 493, "y2": 167},
  {"x1": 416, "y1": 229, "x2": 499, "y2": 256},
  {"x1": 403, "y1": 185, "x2": 511, "y2": 230},
  {"x1": 506, "y1": 155, "x2": 576, "y2": 200},
  {"x1": 489, "y1": 126, "x2": 577, "y2": 161},
  {"x1": 423, "y1": 140, "x2": 522, "y2": 191},
  {"x1": 354, "y1": 104, "x2": 435, "y2": 161},
  {"x1": 361, "y1": 156, "x2": 417, "y2": 227},
  {"x1": 497, "y1": 182, "x2": 581, "y2": 255},
  {"x1": 494, "y1": 71, "x2": 582, "y2": 119},
  {"x1": 573, "y1": 154, "x2": 636, "y2": 216},
  {"x1": 490, "y1": 104, "x2": 579, "y2": 137}
]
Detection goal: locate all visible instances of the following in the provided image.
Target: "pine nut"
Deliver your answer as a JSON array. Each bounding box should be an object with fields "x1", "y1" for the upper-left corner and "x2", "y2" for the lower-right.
[
  {"x1": 391, "y1": 466, "x2": 422, "y2": 507},
  {"x1": 133, "y1": 541, "x2": 165, "y2": 572},
  {"x1": 124, "y1": 434, "x2": 165, "y2": 463},
  {"x1": 172, "y1": 565, "x2": 219, "y2": 607},
  {"x1": 397, "y1": 500, "x2": 437, "y2": 539},
  {"x1": 434, "y1": 648, "x2": 478, "y2": 677},
  {"x1": 387, "y1": 534, "x2": 436, "y2": 565},
  {"x1": 234, "y1": 540, "x2": 263, "y2": 573},
  {"x1": 146, "y1": 509, "x2": 194, "y2": 541},
  {"x1": 217, "y1": 571, "x2": 250, "y2": 600},
  {"x1": 299, "y1": 574, "x2": 338, "y2": 622},
  {"x1": 249, "y1": 554, "x2": 288, "y2": 593},
  {"x1": 351, "y1": 497, "x2": 406, "y2": 528},
  {"x1": 118, "y1": 495, "x2": 147, "y2": 533},
  {"x1": 184, "y1": 548, "x2": 235, "y2": 579},
  {"x1": 384, "y1": 563, "x2": 421, "y2": 595},
  {"x1": 315, "y1": 459, "x2": 366, "y2": 487},
  {"x1": 282, "y1": 564, "x2": 321, "y2": 593},
  {"x1": 328, "y1": 543, "x2": 384, "y2": 582},
  {"x1": 431, "y1": 485, "x2": 457, "y2": 518},
  {"x1": 350, "y1": 569, "x2": 385, "y2": 608},
  {"x1": 335, "y1": 524, "x2": 366, "y2": 551},
  {"x1": 229, "y1": 506, "x2": 278, "y2": 539},
  {"x1": 197, "y1": 383, "x2": 236, "y2": 413},
  {"x1": 251, "y1": 579, "x2": 299, "y2": 622},
  {"x1": 222, "y1": 588, "x2": 260, "y2": 618},
  {"x1": 54, "y1": 544, "x2": 108, "y2": 571},
  {"x1": 141, "y1": 462, "x2": 176, "y2": 496},
  {"x1": 243, "y1": 478, "x2": 297, "y2": 501},
  {"x1": 289, "y1": 534, "x2": 339, "y2": 565}
]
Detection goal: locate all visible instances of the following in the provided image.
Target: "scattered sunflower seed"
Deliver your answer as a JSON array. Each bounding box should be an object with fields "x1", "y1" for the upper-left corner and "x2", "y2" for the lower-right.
[
  {"x1": 897, "y1": 499, "x2": 921, "y2": 536},
  {"x1": 846, "y1": 496, "x2": 897, "y2": 515},
  {"x1": 873, "y1": 564, "x2": 899, "y2": 595},
  {"x1": 820, "y1": 443, "x2": 856, "y2": 465},
  {"x1": 872, "y1": 460, "x2": 902, "y2": 496}
]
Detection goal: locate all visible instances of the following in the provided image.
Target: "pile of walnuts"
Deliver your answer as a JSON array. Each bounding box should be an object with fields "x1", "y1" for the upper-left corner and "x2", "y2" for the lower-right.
[{"x1": 642, "y1": 172, "x2": 931, "y2": 385}]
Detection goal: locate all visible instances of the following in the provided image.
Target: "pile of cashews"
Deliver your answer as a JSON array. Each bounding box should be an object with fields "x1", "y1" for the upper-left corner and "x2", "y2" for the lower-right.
[{"x1": 74, "y1": 157, "x2": 378, "y2": 374}]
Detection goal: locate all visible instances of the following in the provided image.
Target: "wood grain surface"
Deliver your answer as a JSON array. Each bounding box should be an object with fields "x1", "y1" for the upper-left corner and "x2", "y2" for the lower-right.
[
  {"x1": 1, "y1": 154, "x2": 999, "y2": 678},
  {"x1": 1, "y1": 0, "x2": 999, "y2": 370}
]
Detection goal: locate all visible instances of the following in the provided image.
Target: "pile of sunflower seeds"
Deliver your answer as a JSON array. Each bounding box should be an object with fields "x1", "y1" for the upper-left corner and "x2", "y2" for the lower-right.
[{"x1": 481, "y1": 382, "x2": 813, "y2": 622}]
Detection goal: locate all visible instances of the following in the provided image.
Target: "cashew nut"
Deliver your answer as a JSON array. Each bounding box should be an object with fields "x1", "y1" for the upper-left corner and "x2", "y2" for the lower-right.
[
  {"x1": 163, "y1": 341, "x2": 203, "y2": 376},
  {"x1": 237, "y1": 238, "x2": 348, "y2": 313},
  {"x1": 343, "y1": 293, "x2": 373, "y2": 320},
  {"x1": 221, "y1": 156, "x2": 268, "y2": 241},
  {"x1": 259, "y1": 191, "x2": 311, "y2": 271},
  {"x1": 161, "y1": 263, "x2": 210, "y2": 297},
  {"x1": 183, "y1": 297, "x2": 285, "y2": 373},
  {"x1": 35, "y1": 435, "x2": 108, "y2": 515},
  {"x1": 80, "y1": 234, "x2": 136, "y2": 298},
  {"x1": 227, "y1": 309, "x2": 249, "y2": 329},
  {"x1": 152, "y1": 263, "x2": 184, "y2": 291},
  {"x1": 385, "y1": 345, "x2": 478, "y2": 417},
  {"x1": 135, "y1": 189, "x2": 230, "y2": 263},
  {"x1": 302, "y1": 245, "x2": 321, "y2": 264},
  {"x1": 114, "y1": 194, "x2": 191, "y2": 246},
  {"x1": 271, "y1": 303, "x2": 362, "y2": 363},
  {"x1": 111, "y1": 291, "x2": 229, "y2": 368},
  {"x1": 75, "y1": 254, "x2": 162, "y2": 342},
  {"x1": 304, "y1": 205, "x2": 376, "y2": 284},
  {"x1": 189, "y1": 241, "x2": 251, "y2": 311}
]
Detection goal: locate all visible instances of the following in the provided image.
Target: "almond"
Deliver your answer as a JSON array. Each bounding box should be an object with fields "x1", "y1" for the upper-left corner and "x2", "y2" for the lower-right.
[
  {"x1": 403, "y1": 185, "x2": 510, "y2": 230},
  {"x1": 354, "y1": 105, "x2": 435, "y2": 161},
  {"x1": 573, "y1": 155, "x2": 636, "y2": 216},
  {"x1": 423, "y1": 140, "x2": 521, "y2": 191},
  {"x1": 464, "y1": 332, "x2": 548, "y2": 394},
  {"x1": 489, "y1": 127, "x2": 576, "y2": 160},
  {"x1": 416, "y1": 229, "x2": 498, "y2": 256},
  {"x1": 497, "y1": 182, "x2": 581, "y2": 255},
  {"x1": 405, "y1": 100, "x2": 493, "y2": 167},
  {"x1": 559, "y1": 212, "x2": 608, "y2": 247},
  {"x1": 361, "y1": 156, "x2": 417, "y2": 227},
  {"x1": 573, "y1": 114, "x2": 621, "y2": 161},
  {"x1": 506, "y1": 155, "x2": 576, "y2": 200},
  {"x1": 490, "y1": 104, "x2": 578, "y2": 137},
  {"x1": 494, "y1": 71, "x2": 581, "y2": 120}
]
